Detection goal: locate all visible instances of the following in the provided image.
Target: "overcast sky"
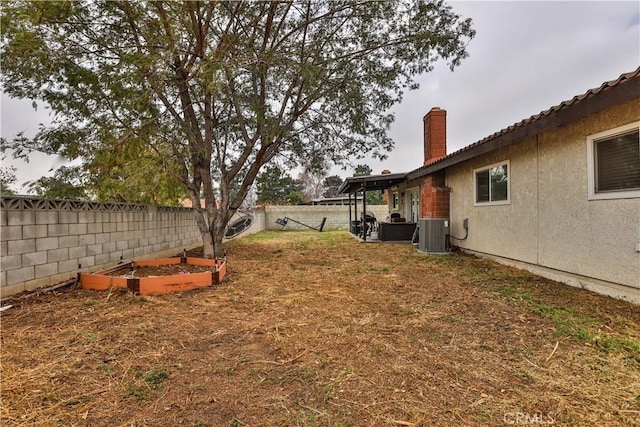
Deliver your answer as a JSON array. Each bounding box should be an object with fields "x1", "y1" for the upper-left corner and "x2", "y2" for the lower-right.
[
  {"x1": 1, "y1": 1, "x2": 639, "y2": 192},
  {"x1": 361, "y1": 0, "x2": 640, "y2": 176}
]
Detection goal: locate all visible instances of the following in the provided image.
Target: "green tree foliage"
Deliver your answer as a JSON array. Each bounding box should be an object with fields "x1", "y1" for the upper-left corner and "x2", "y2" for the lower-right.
[
  {"x1": 25, "y1": 166, "x2": 88, "y2": 200},
  {"x1": 256, "y1": 166, "x2": 306, "y2": 205},
  {"x1": 366, "y1": 190, "x2": 384, "y2": 205},
  {"x1": 322, "y1": 175, "x2": 344, "y2": 198},
  {"x1": 1, "y1": 1, "x2": 474, "y2": 257},
  {"x1": 86, "y1": 145, "x2": 188, "y2": 206},
  {"x1": 0, "y1": 165, "x2": 17, "y2": 196},
  {"x1": 353, "y1": 164, "x2": 373, "y2": 177},
  {"x1": 353, "y1": 164, "x2": 383, "y2": 204},
  {"x1": 3, "y1": 150, "x2": 187, "y2": 205}
]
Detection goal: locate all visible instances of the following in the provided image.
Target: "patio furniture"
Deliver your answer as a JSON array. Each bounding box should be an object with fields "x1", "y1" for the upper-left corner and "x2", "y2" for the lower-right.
[
  {"x1": 361, "y1": 211, "x2": 378, "y2": 236},
  {"x1": 378, "y1": 222, "x2": 417, "y2": 241}
]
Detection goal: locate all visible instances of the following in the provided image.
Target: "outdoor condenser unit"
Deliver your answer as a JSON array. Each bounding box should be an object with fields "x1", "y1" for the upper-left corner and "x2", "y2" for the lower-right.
[{"x1": 418, "y1": 218, "x2": 449, "y2": 254}]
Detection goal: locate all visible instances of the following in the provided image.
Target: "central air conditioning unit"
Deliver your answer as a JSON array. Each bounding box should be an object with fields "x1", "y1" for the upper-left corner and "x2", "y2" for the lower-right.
[{"x1": 418, "y1": 218, "x2": 449, "y2": 254}]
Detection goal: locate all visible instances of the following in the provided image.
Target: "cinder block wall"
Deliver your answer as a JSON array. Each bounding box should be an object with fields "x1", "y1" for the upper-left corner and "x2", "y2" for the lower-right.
[
  {"x1": 1, "y1": 197, "x2": 202, "y2": 297},
  {"x1": 264, "y1": 205, "x2": 388, "y2": 231},
  {"x1": 1, "y1": 198, "x2": 388, "y2": 298}
]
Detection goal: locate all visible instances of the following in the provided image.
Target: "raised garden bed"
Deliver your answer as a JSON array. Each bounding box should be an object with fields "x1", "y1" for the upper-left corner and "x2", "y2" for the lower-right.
[{"x1": 79, "y1": 256, "x2": 226, "y2": 295}]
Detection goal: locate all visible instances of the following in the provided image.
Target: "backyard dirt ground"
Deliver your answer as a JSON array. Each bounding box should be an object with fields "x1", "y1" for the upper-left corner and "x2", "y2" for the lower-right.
[{"x1": 1, "y1": 230, "x2": 639, "y2": 426}]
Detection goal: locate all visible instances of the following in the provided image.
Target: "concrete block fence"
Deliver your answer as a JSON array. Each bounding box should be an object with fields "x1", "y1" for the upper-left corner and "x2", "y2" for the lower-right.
[
  {"x1": 1, "y1": 196, "x2": 202, "y2": 298},
  {"x1": 264, "y1": 204, "x2": 388, "y2": 231},
  {"x1": 1, "y1": 196, "x2": 388, "y2": 298}
]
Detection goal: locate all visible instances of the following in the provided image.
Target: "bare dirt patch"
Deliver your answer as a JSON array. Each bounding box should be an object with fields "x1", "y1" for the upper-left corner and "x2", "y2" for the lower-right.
[
  {"x1": 1, "y1": 231, "x2": 639, "y2": 426},
  {"x1": 104, "y1": 263, "x2": 216, "y2": 277}
]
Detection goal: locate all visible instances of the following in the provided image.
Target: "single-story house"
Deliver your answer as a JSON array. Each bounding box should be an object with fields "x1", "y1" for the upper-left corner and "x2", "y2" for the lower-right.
[{"x1": 339, "y1": 68, "x2": 639, "y2": 303}]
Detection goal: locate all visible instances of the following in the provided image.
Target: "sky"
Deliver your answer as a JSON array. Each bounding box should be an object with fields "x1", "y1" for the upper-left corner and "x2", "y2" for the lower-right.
[{"x1": 1, "y1": 1, "x2": 639, "y2": 193}]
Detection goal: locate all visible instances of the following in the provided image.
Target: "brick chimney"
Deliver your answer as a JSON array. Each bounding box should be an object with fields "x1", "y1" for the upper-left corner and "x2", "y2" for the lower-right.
[
  {"x1": 420, "y1": 107, "x2": 449, "y2": 219},
  {"x1": 420, "y1": 171, "x2": 449, "y2": 219},
  {"x1": 423, "y1": 107, "x2": 447, "y2": 165}
]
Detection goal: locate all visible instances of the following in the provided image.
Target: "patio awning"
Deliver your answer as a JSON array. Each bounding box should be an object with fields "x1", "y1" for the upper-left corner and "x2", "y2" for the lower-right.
[{"x1": 337, "y1": 172, "x2": 408, "y2": 194}]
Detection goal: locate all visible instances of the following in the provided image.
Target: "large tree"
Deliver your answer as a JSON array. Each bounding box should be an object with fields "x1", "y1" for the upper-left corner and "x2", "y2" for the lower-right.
[
  {"x1": 256, "y1": 165, "x2": 305, "y2": 205},
  {"x1": 1, "y1": 1, "x2": 474, "y2": 257},
  {"x1": 322, "y1": 175, "x2": 344, "y2": 198}
]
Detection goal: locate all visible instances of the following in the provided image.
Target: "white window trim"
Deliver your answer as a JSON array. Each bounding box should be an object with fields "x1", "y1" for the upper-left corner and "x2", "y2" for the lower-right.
[
  {"x1": 405, "y1": 186, "x2": 420, "y2": 223},
  {"x1": 391, "y1": 191, "x2": 399, "y2": 210},
  {"x1": 473, "y1": 160, "x2": 511, "y2": 206},
  {"x1": 587, "y1": 121, "x2": 640, "y2": 200}
]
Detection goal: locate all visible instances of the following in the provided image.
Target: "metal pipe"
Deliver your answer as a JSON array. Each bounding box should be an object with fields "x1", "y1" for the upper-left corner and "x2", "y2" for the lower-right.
[{"x1": 280, "y1": 216, "x2": 325, "y2": 232}]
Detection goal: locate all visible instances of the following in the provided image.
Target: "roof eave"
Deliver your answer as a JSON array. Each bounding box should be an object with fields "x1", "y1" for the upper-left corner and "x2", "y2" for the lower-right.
[
  {"x1": 407, "y1": 69, "x2": 640, "y2": 181},
  {"x1": 338, "y1": 173, "x2": 408, "y2": 194}
]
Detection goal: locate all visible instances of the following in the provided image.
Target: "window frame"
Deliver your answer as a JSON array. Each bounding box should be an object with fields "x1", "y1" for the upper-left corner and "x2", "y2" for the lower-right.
[
  {"x1": 391, "y1": 191, "x2": 399, "y2": 210},
  {"x1": 473, "y1": 160, "x2": 511, "y2": 206},
  {"x1": 405, "y1": 186, "x2": 420, "y2": 223},
  {"x1": 587, "y1": 121, "x2": 640, "y2": 200}
]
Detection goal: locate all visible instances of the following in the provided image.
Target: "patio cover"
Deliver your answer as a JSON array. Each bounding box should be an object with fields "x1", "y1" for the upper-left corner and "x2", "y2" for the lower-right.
[
  {"x1": 337, "y1": 172, "x2": 408, "y2": 195},
  {"x1": 337, "y1": 172, "x2": 408, "y2": 241}
]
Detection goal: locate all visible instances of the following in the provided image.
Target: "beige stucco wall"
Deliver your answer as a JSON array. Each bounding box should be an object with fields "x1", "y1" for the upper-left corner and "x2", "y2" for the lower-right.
[
  {"x1": 446, "y1": 137, "x2": 540, "y2": 264},
  {"x1": 444, "y1": 99, "x2": 639, "y2": 296},
  {"x1": 385, "y1": 184, "x2": 421, "y2": 222},
  {"x1": 537, "y1": 102, "x2": 639, "y2": 289}
]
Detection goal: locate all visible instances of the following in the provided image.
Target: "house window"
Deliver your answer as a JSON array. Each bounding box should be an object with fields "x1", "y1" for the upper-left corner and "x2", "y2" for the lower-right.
[
  {"x1": 587, "y1": 122, "x2": 640, "y2": 200},
  {"x1": 391, "y1": 192, "x2": 399, "y2": 210},
  {"x1": 474, "y1": 160, "x2": 510, "y2": 205}
]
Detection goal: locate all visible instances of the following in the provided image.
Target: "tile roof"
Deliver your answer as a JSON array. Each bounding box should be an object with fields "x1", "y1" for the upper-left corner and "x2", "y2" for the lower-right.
[{"x1": 408, "y1": 67, "x2": 640, "y2": 180}]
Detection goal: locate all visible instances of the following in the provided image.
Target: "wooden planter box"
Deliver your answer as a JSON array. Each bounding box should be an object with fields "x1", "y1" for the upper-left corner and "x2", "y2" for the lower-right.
[{"x1": 80, "y1": 257, "x2": 226, "y2": 296}]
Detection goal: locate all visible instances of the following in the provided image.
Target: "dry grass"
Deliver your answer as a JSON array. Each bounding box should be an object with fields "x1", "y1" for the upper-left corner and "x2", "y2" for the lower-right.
[{"x1": 1, "y1": 230, "x2": 639, "y2": 426}]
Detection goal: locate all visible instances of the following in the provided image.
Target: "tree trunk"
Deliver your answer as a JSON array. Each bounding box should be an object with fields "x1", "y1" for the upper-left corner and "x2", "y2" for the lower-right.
[
  {"x1": 202, "y1": 229, "x2": 215, "y2": 259},
  {"x1": 213, "y1": 219, "x2": 226, "y2": 259},
  {"x1": 192, "y1": 200, "x2": 230, "y2": 259},
  {"x1": 192, "y1": 207, "x2": 215, "y2": 259}
]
